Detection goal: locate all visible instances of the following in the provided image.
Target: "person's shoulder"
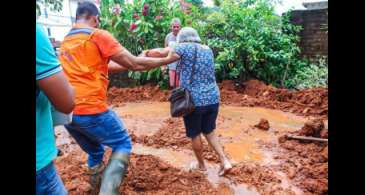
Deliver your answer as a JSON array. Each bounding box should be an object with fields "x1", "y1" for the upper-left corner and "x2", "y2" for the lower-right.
[
  {"x1": 93, "y1": 28, "x2": 113, "y2": 37},
  {"x1": 92, "y1": 28, "x2": 119, "y2": 44},
  {"x1": 200, "y1": 44, "x2": 213, "y2": 52},
  {"x1": 200, "y1": 44, "x2": 210, "y2": 49},
  {"x1": 165, "y1": 32, "x2": 173, "y2": 39}
]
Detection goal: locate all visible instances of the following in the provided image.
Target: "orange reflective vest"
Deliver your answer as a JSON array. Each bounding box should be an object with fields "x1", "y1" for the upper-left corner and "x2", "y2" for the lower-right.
[{"x1": 59, "y1": 27, "x2": 109, "y2": 115}]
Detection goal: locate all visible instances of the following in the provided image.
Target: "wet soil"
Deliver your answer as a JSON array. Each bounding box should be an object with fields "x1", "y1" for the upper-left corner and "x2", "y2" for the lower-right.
[
  {"x1": 254, "y1": 119, "x2": 270, "y2": 131},
  {"x1": 55, "y1": 79, "x2": 328, "y2": 194}
]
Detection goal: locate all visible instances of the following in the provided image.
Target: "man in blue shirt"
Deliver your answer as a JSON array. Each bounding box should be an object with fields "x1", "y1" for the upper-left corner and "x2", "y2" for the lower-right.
[{"x1": 36, "y1": 23, "x2": 75, "y2": 195}]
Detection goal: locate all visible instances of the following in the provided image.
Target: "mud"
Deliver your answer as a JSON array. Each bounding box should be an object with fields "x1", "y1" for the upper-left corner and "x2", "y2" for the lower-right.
[
  {"x1": 54, "y1": 79, "x2": 328, "y2": 194},
  {"x1": 254, "y1": 119, "x2": 270, "y2": 131},
  {"x1": 219, "y1": 80, "x2": 328, "y2": 118},
  {"x1": 298, "y1": 119, "x2": 325, "y2": 137},
  {"x1": 108, "y1": 84, "x2": 169, "y2": 106},
  {"x1": 55, "y1": 149, "x2": 218, "y2": 195},
  {"x1": 274, "y1": 132, "x2": 328, "y2": 194},
  {"x1": 130, "y1": 118, "x2": 221, "y2": 163},
  {"x1": 108, "y1": 80, "x2": 328, "y2": 118},
  {"x1": 225, "y1": 162, "x2": 296, "y2": 195}
]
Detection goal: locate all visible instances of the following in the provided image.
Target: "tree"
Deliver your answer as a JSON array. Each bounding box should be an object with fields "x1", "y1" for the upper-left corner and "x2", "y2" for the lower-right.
[{"x1": 36, "y1": 0, "x2": 63, "y2": 16}]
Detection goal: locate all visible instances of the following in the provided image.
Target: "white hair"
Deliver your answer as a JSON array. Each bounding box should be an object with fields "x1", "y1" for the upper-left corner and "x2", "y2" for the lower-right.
[
  {"x1": 176, "y1": 27, "x2": 201, "y2": 43},
  {"x1": 170, "y1": 18, "x2": 181, "y2": 26}
]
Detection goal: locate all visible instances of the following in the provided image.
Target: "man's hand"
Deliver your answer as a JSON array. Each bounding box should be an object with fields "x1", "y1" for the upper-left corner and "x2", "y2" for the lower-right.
[
  {"x1": 111, "y1": 47, "x2": 180, "y2": 71},
  {"x1": 161, "y1": 65, "x2": 168, "y2": 73},
  {"x1": 138, "y1": 50, "x2": 148, "y2": 57}
]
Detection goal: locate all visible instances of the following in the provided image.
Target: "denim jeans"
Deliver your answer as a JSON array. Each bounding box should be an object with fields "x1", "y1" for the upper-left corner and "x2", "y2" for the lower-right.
[
  {"x1": 65, "y1": 109, "x2": 132, "y2": 167},
  {"x1": 36, "y1": 162, "x2": 67, "y2": 195}
]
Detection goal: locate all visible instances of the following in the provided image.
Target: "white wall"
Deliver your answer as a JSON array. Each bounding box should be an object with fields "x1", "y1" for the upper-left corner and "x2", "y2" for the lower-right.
[{"x1": 37, "y1": 0, "x2": 99, "y2": 41}]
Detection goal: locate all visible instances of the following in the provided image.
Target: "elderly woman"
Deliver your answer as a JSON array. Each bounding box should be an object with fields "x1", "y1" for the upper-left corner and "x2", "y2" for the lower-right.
[
  {"x1": 164, "y1": 18, "x2": 182, "y2": 87},
  {"x1": 145, "y1": 27, "x2": 232, "y2": 175}
]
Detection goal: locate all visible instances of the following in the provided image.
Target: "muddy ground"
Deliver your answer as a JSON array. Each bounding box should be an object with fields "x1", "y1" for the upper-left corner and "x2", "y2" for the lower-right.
[{"x1": 55, "y1": 80, "x2": 328, "y2": 195}]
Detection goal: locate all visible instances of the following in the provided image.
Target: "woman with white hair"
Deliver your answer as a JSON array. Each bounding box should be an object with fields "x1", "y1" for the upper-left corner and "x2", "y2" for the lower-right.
[{"x1": 144, "y1": 27, "x2": 232, "y2": 176}]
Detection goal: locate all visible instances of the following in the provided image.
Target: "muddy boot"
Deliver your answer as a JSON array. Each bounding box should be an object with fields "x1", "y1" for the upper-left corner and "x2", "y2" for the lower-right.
[
  {"x1": 89, "y1": 162, "x2": 105, "y2": 195},
  {"x1": 99, "y1": 153, "x2": 129, "y2": 195}
]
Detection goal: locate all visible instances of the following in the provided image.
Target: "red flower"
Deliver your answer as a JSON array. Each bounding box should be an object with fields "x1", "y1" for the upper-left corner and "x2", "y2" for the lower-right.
[
  {"x1": 142, "y1": 9, "x2": 148, "y2": 16},
  {"x1": 133, "y1": 13, "x2": 140, "y2": 20},
  {"x1": 128, "y1": 23, "x2": 137, "y2": 31},
  {"x1": 139, "y1": 38, "x2": 145, "y2": 44},
  {"x1": 155, "y1": 15, "x2": 162, "y2": 20},
  {"x1": 143, "y1": 3, "x2": 149, "y2": 10}
]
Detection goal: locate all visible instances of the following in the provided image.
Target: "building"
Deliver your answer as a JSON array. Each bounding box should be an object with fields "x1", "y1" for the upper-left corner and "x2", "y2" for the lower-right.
[
  {"x1": 37, "y1": 0, "x2": 99, "y2": 42},
  {"x1": 302, "y1": 1, "x2": 328, "y2": 10}
]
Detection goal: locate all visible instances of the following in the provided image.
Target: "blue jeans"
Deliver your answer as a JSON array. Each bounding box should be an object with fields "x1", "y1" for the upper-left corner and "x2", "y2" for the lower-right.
[
  {"x1": 65, "y1": 109, "x2": 132, "y2": 167},
  {"x1": 36, "y1": 162, "x2": 67, "y2": 195}
]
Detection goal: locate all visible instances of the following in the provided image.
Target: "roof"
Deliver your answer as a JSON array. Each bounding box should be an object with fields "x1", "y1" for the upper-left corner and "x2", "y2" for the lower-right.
[{"x1": 302, "y1": 1, "x2": 328, "y2": 10}]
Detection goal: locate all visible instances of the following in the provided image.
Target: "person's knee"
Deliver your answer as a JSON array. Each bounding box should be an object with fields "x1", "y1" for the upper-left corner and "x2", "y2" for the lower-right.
[
  {"x1": 191, "y1": 136, "x2": 202, "y2": 150},
  {"x1": 111, "y1": 132, "x2": 132, "y2": 154}
]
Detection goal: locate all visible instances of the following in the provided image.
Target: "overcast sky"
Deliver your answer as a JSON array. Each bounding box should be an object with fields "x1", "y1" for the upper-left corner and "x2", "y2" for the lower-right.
[{"x1": 202, "y1": 0, "x2": 327, "y2": 15}]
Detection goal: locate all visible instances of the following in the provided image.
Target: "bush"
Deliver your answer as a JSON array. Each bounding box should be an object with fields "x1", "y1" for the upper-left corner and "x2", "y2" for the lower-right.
[
  {"x1": 199, "y1": 0, "x2": 303, "y2": 87},
  {"x1": 100, "y1": 0, "x2": 201, "y2": 89},
  {"x1": 285, "y1": 57, "x2": 328, "y2": 90},
  {"x1": 100, "y1": 0, "x2": 327, "y2": 90}
]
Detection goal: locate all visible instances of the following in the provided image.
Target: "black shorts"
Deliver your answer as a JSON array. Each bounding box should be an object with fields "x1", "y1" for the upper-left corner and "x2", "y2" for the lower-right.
[{"x1": 183, "y1": 103, "x2": 219, "y2": 138}]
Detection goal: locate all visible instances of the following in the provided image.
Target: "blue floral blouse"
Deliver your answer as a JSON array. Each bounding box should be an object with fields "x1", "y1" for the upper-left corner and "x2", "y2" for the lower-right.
[{"x1": 174, "y1": 43, "x2": 220, "y2": 106}]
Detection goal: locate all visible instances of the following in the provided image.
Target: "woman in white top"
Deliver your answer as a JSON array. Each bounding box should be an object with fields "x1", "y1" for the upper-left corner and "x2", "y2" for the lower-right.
[{"x1": 164, "y1": 18, "x2": 182, "y2": 87}]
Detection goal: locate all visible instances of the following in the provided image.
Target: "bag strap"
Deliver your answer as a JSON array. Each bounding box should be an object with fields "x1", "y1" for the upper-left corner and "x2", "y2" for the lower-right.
[{"x1": 174, "y1": 44, "x2": 198, "y2": 88}]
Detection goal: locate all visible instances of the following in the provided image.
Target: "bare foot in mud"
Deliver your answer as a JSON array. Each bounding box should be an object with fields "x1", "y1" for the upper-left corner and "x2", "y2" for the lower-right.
[
  {"x1": 189, "y1": 161, "x2": 207, "y2": 173},
  {"x1": 218, "y1": 160, "x2": 233, "y2": 176}
]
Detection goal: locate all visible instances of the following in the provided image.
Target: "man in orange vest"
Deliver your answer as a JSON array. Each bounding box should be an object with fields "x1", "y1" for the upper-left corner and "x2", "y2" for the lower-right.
[{"x1": 59, "y1": 1, "x2": 175, "y2": 195}]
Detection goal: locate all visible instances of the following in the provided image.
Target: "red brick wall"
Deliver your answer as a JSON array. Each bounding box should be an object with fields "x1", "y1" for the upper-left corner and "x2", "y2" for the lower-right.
[{"x1": 289, "y1": 8, "x2": 328, "y2": 62}]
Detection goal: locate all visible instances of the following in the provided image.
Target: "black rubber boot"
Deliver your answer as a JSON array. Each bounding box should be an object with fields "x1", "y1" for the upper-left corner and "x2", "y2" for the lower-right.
[
  {"x1": 88, "y1": 162, "x2": 105, "y2": 195},
  {"x1": 99, "y1": 153, "x2": 129, "y2": 195}
]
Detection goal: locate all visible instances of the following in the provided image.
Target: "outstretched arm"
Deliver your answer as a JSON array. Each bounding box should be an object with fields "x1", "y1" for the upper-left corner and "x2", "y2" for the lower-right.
[{"x1": 110, "y1": 47, "x2": 179, "y2": 71}]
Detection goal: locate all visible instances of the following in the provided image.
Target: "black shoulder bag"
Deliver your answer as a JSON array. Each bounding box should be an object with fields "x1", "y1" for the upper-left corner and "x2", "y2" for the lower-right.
[{"x1": 168, "y1": 44, "x2": 198, "y2": 117}]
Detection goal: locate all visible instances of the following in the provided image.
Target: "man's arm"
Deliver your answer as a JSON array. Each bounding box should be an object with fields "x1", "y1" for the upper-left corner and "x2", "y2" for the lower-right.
[
  {"x1": 108, "y1": 60, "x2": 148, "y2": 74},
  {"x1": 108, "y1": 60, "x2": 127, "y2": 74},
  {"x1": 36, "y1": 24, "x2": 75, "y2": 114},
  {"x1": 37, "y1": 71, "x2": 75, "y2": 114},
  {"x1": 110, "y1": 48, "x2": 179, "y2": 70}
]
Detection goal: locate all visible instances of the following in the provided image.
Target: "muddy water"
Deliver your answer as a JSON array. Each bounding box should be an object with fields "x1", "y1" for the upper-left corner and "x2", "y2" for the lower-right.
[
  {"x1": 55, "y1": 102, "x2": 308, "y2": 194},
  {"x1": 116, "y1": 102, "x2": 307, "y2": 194},
  {"x1": 113, "y1": 102, "x2": 170, "y2": 136},
  {"x1": 114, "y1": 102, "x2": 306, "y2": 164}
]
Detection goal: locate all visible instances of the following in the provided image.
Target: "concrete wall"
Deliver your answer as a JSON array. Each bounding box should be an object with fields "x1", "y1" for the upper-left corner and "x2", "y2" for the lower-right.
[{"x1": 289, "y1": 8, "x2": 328, "y2": 62}]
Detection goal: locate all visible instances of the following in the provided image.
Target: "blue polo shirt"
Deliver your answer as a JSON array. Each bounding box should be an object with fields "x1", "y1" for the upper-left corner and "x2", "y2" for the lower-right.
[{"x1": 36, "y1": 24, "x2": 62, "y2": 171}]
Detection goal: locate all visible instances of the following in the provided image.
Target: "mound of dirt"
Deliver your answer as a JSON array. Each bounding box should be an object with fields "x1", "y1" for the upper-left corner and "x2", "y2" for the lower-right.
[
  {"x1": 275, "y1": 139, "x2": 328, "y2": 194},
  {"x1": 130, "y1": 118, "x2": 221, "y2": 163},
  {"x1": 298, "y1": 119, "x2": 325, "y2": 137},
  {"x1": 226, "y1": 162, "x2": 296, "y2": 194},
  {"x1": 254, "y1": 119, "x2": 270, "y2": 130},
  {"x1": 220, "y1": 80, "x2": 328, "y2": 118},
  {"x1": 108, "y1": 84, "x2": 169, "y2": 106},
  {"x1": 241, "y1": 80, "x2": 274, "y2": 97},
  {"x1": 55, "y1": 149, "x2": 218, "y2": 195},
  {"x1": 123, "y1": 154, "x2": 217, "y2": 194},
  {"x1": 132, "y1": 118, "x2": 190, "y2": 149},
  {"x1": 108, "y1": 79, "x2": 327, "y2": 118}
]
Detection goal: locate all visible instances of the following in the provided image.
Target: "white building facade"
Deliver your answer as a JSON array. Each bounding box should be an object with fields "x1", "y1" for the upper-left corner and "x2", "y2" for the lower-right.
[{"x1": 37, "y1": 0, "x2": 99, "y2": 41}]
